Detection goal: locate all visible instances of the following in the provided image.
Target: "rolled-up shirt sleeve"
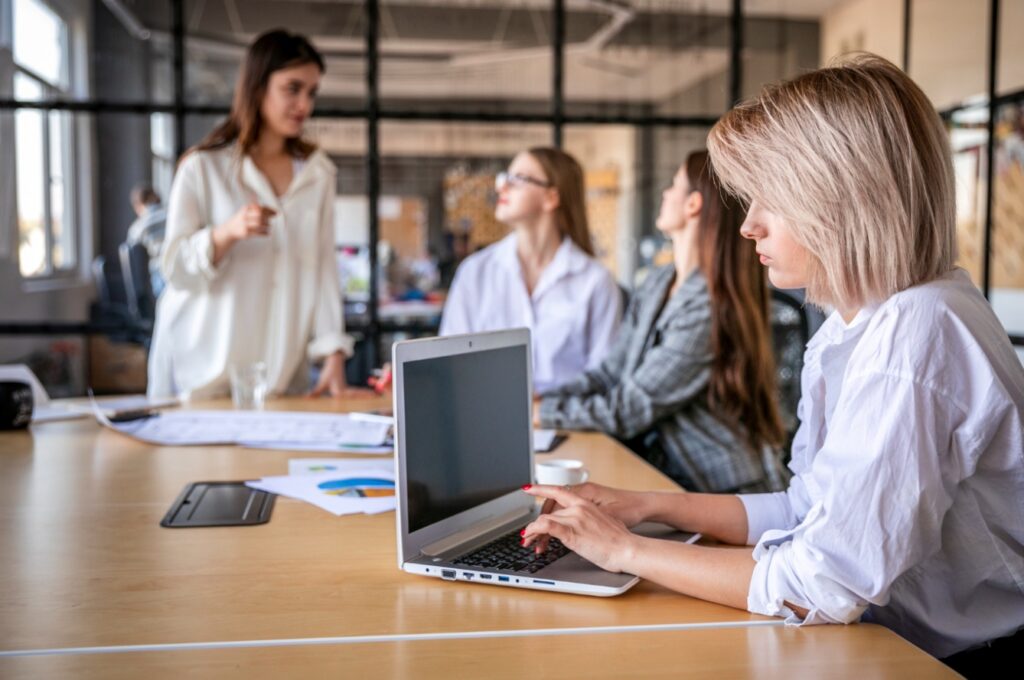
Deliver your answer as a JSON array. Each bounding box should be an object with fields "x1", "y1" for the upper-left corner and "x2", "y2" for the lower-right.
[
  {"x1": 161, "y1": 154, "x2": 221, "y2": 292},
  {"x1": 746, "y1": 371, "x2": 965, "y2": 626},
  {"x1": 738, "y1": 397, "x2": 815, "y2": 545},
  {"x1": 738, "y1": 492, "x2": 799, "y2": 547}
]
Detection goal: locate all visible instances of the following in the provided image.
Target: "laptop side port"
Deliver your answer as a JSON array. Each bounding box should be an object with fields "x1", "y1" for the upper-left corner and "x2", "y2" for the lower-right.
[
  {"x1": 441, "y1": 569, "x2": 456, "y2": 580},
  {"x1": 462, "y1": 572, "x2": 474, "y2": 580},
  {"x1": 533, "y1": 579, "x2": 556, "y2": 585},
  {"x1": 479, "y1": 574, "x2": 492, "y2": 580},
  {"x1": 497, "y1": 575, "x2": 510, "y2": 583}
]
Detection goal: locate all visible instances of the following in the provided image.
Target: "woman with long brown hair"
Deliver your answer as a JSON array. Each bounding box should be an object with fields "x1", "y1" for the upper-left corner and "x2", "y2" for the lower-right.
[
  {"x1": 148, "y1": 30, "x2": 362, "y2": 399},
  {"x1": 536, "y1": 150, "x2": 785, "y2": 493},
  {"x1": 440, "y1": 147, "x2": 622, "y2": 393}
]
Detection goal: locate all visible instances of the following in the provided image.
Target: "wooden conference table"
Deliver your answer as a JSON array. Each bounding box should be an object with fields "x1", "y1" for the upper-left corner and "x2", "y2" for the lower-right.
[{"x1": 0, "y1": 397, "x2": 956, "y2": 678}]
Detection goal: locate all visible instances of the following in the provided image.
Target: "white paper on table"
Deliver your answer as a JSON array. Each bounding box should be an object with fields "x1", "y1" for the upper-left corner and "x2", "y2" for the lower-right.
[
  {"x1": 533, "y1": 429, "x2": 558, "y2": 452},
  {"x1": 288, "y1": 458, "x2": 394, "y2": 476},
  {"x1": 96, "y1": 409, "x2": 391, "y2": 448},
  {"x1": 0, "y1": 364, "x2": 85, "y2": 423},
  {"x1": 243, "y1": 441, "x2": 394, "y2": 455},
  {"x1": 247, "y1": 469, "x2": 396, "y2": 516},
  {"x1": 31, "y1": 404, "x2": 88, "y2": 423},
  {"x1": 65, "y1": 395, "x2": 179, "y2": 418}
]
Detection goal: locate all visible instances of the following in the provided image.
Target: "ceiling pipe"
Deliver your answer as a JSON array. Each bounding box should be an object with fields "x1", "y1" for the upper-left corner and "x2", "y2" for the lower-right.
[{"x1": 101, "y1": 0, "x2": 152, "y2": 41}]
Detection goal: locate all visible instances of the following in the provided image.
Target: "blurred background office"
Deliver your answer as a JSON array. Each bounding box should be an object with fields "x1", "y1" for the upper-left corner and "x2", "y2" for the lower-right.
[{"x1": 1, "y1": 0, "x2": 1022, "y2": 399}]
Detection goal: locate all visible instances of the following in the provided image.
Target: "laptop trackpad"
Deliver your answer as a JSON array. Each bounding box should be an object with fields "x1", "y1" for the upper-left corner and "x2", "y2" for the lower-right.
[{"x1": 631, "y1": 521, "x2": 699, "y2": 544}]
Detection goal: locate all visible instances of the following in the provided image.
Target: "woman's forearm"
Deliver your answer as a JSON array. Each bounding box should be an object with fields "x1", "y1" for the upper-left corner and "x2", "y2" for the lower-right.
[
  {"x1": 210, "y1": 223, "x2": 237, "y2": 265},
  {"x1": 639, "y1": 491, "x2": 750, "y2": 545},
  {"x1": 625, "y1": 538, "x2": 756, "y2": 610}
]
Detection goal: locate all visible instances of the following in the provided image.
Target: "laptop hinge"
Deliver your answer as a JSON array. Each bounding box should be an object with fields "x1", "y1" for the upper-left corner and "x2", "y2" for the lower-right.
[{"x1": 420, "y1": 507, "x2": 532, "y2": 557}]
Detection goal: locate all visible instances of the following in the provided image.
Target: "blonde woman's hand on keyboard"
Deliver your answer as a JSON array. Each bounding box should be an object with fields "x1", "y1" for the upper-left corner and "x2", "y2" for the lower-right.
[{"x1": 519, "y1": 484, "x2": 641, "y2": 574}]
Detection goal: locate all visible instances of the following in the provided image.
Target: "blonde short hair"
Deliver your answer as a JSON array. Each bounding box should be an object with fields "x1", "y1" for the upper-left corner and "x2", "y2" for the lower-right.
[{"x1": 707, "y1": 53, "x2": 957, "y2": 310}]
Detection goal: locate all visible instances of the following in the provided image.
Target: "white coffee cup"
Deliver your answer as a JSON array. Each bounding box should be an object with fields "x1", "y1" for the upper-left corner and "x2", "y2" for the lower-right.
[{"x1": 535, "y1": 458, "x2": 589, "y2": 486}]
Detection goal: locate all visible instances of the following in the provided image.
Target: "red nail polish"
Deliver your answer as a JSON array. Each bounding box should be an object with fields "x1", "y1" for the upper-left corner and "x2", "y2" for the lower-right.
[
  {"x1": 521, "y1": 538, "x2": 527, "y2": 546},
  {"x1": 520, "y1": 529, "x2": 525, "y2": 536},
  {"x1": 522, "y1": 484, "x2": 532, "y2": 490}
]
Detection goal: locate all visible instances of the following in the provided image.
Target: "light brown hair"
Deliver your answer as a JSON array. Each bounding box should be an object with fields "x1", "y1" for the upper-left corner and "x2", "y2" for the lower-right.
[
  {"x1": 707, "y1": 53, "x2": 957, "y2": 310},
  {"x1": 192, "y1": 29, "x2": 324, "y2": 159},
  {"x1": 527, "y1": 147, "x2": 595, "y2": 256},
  {"x1": 687, "y1": 151, "x2": 784, "y2": 455}
]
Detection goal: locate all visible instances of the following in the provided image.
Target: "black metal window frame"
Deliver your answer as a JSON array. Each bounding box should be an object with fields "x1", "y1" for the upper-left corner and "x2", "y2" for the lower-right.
[
  {"x1": 0, "y1": 0, "x2": 735, "y2": 361},
  {"x1": 2, "y1": 0, "x2": 1021, "y2": 350}
]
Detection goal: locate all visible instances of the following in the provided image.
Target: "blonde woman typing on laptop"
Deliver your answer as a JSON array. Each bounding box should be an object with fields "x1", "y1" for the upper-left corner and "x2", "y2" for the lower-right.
[
  {"x1": 537, "y1": 150, "x2": 786, "y2": 494},
  {"x1": 149, "y1": 30, "x2": 364, "y2": 400},
  {"x1": 522, "y1": 56, "x2": 1024, "y2": 675},
  {"x1": 439, "y1": 148, "x2": 622, "y2": 393}
]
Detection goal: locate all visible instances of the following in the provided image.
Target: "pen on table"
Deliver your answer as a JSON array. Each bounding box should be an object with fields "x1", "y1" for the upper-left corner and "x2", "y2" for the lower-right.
[{"x1": 108, "y1": 409, "x2": 160, "y2": 423}]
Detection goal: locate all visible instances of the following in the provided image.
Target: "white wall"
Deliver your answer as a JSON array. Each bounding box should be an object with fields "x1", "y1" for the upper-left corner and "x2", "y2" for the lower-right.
[
  {"x1": 998, "y1": 0, "x2": 1024, "y2": 95},
  {"x1": 820, "y1": 0, "x2": 903, "y2": 66},
  {"x1": 823, "y1": 0, "x2": 1024, "y2": 110}
]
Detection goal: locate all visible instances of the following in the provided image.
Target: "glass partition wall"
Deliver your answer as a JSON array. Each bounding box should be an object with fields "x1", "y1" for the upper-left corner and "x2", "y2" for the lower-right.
[{"x1": 1, "y1": 0, "x2": 1019, "y2": 384}]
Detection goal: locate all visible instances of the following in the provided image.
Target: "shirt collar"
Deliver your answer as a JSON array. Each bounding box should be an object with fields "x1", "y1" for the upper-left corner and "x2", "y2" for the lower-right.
[
  {"x1": 810, "y1": 302, "x2": 878, "y2": 352},
  {"x1": 496, "y1": 233, "x2": 589, "y2": 299},
  {"x1": 240, "y1": 148, "x2": 332, "y2": 205}
]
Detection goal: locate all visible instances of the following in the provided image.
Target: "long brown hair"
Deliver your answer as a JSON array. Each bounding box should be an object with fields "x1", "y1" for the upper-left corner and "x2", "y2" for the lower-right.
[
  {"x1": 526, "y1": 147, "x2": 595, "y2": 256},
  {"x1": 192, "y1": 29, "x2": 324, "y2": 158},
  {"x1": 687, "y1": 150, "x2": 784, "y2": 454}
]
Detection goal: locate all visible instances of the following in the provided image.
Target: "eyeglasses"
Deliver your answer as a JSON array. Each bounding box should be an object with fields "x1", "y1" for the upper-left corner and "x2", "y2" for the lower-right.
[{"x1": 495, "y1": 171, "x2": 551, "y2": 192}]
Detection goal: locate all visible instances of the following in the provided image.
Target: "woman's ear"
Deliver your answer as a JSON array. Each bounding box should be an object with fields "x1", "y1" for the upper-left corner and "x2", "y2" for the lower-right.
[
  {"x1": 685, "y1": 191, "x2": 703, "y2": 220},
  {"x1": 542, "y1": 187, "x2": 561, "y2": 214}
]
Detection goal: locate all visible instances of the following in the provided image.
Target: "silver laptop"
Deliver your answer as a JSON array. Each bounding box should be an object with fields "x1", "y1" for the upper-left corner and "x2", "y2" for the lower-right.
[{"x1": 392, "y1": 328, "x2": 697, "y2": 597}]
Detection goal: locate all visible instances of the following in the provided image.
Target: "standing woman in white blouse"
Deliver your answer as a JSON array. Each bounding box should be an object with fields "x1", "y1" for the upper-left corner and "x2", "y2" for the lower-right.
[
  {"x1": 519, "y1": 55, "x2": 1024, "y2": 675},
  {"x1": 148, "y1": 30, "x2": 360, "y2": 399},
  {"x1": 439, "y1": 148, "x2": 622, "y2": 394}
]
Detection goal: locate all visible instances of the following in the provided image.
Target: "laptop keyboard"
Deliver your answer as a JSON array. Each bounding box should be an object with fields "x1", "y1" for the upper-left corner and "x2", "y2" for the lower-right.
[{"x1": 453, "y1": 529, "x2": 570, "y2": 574}]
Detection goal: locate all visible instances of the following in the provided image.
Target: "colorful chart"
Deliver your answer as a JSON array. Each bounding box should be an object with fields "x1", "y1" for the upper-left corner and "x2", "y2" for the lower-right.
[{"x1": 317, "y1": 477, "x2": 395, "y2": 498}]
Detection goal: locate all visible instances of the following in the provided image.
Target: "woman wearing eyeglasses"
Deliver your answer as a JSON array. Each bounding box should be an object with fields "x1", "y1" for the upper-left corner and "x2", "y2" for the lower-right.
[{"x1": 439, "y1": 148, "x2": 622, "y2": 394}]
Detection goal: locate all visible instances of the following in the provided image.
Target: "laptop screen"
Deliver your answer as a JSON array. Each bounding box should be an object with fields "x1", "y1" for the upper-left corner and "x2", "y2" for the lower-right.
[{"x1": 402, "y1": 344, "x2": 532, "y2": 533}]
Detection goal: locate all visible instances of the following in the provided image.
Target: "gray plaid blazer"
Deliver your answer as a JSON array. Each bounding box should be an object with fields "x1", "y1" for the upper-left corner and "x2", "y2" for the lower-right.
[{"x1": 539, "y1": 265, "x2": 785, "y2": 493}]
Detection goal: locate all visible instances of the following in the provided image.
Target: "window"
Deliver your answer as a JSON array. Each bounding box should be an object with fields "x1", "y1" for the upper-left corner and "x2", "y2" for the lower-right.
[
  {"x1": 12, "y1": 0, "x2": 75, "y2": 278},
  {"x1": 150, "y1": 113, "x2": 175, "y2": 201}
]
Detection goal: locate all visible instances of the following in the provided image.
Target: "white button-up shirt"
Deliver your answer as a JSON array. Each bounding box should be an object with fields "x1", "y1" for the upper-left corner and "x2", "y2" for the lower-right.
[
  {"x1": 739, "y1": 269, "x2": 1024, "y2": 659},
  {"x1": 439, "y1": 234, "x2": 622, "y2": 394},
  {"x1": 148, "y1": 146, "x2": 353, "y2": 399}
]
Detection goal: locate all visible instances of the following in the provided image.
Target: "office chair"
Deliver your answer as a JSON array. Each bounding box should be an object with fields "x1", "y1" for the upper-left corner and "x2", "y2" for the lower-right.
[
  {"x1": 770, "y1": 288, "x2": 810, "y2": 463},
  {"x1": 119, "y1": 242, "x2": 156, "y2": 328}
]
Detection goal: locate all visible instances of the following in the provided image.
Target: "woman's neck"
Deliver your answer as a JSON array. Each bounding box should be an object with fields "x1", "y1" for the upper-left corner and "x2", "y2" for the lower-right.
[
  {"x1": 839, "y1": 306, "x2": 862, "y2": 324},
  {"x1": 515, "y1": 217, "x2": 563, "y2": 294},
  {"x1": 250, "y1": 131, "x2": 288, "y2": 159},
  {"x1": 670, "y1": 224, "x2": 700, "y2": 294}
]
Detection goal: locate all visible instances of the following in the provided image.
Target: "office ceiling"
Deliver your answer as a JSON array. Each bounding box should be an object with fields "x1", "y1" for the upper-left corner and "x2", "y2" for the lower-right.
[{"x1": 116, "y1": 0, "x2": 833, "y2": 106}]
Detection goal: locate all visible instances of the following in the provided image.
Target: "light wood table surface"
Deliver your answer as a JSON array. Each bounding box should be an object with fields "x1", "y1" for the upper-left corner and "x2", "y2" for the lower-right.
[
  {"x1": 0, "y1": 397, "x2": 955, "y2": 677},
  {"x1": 0, "y1": 624, "x2": 956, "y2": 679}
]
